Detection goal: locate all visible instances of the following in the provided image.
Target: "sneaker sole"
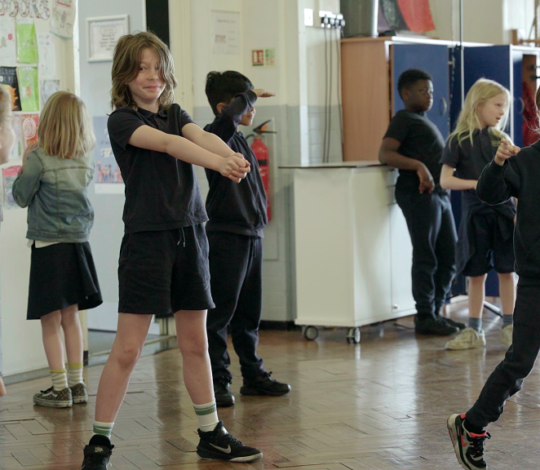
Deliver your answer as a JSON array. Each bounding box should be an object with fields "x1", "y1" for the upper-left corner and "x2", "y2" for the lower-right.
[
  {"x1": 197, "y1": 450, "x2": 263, "y2": 462},
  {"x1": 72, "y1": 396, "x2": 88, "y2": 404},
  {"x1": 240, "y1": 387, "x2": 290, "y2": 397},
  {"x1": 33, "y1": 397, "x2": 72, "y2": 408},
  {"x1": 447, "y1": 414, "x2": 486, "y2": 470}
]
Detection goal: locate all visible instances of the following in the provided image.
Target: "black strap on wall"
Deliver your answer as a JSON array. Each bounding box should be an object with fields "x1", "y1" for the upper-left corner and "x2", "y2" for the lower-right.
[{"x1": 146, "y1": 0, "x2": 170, "y2": 48}]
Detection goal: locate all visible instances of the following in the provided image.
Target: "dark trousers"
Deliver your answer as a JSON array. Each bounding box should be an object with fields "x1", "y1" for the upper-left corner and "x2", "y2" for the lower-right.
[
  {"x1": 466, "y1": 280, "x2": 540, "y2": 428},
  {"x1": 395, "y1": 187, "x2": 457, "y2": 320},
  {"x1": 206, "y1": 232, "x2": 265, "y2": 382}
]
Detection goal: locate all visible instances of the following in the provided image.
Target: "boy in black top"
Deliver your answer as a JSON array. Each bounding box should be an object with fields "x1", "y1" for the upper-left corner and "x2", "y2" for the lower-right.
[
  {"x1": 379, "y1": 69, "x2": 463, "y2": 336},
  {"x1": 447, "y1": 134, "x2": 540, "y2": 470},
  {"x1": 204, "y1": 71, "x2": 291, "y2": 407}
]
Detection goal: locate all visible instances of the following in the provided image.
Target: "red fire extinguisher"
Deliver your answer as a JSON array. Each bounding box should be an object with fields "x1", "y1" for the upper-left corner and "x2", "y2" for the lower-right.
[{"x1": 250, "y1": 120, "x2": 276, "y2": 222}]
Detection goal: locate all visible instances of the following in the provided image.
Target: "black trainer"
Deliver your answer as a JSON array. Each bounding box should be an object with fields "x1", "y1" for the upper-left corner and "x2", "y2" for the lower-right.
[
  {"x1": 81, "y1": 434, "x2": 114, "y2": 470},
  {"x1": 214, "y1": 380, "x2": 235, "y2": 407},
  {"x1": 240, "y1": 372, "x2": 291, "y2": 396},
  {"x1": 197, "y1": 421, "x2": 262, "y2": 462},
  {"x1": 447, "y1": 413, "x2": 490, "y2": 469},
  {"x1": 415, "y1": 317, "x2": 459, "y2": 336},
  {"x1": 441, "y1": 317, "x2": 467, "y2": 330}
]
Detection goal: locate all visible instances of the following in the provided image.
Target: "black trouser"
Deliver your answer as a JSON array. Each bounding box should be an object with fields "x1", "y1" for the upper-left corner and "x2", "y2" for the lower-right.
[
  {"x1": 206, "y1": 232, "x2": 265, "y2": 382},
  {"x1": 395, "y1": 187, "x2": 457, "y2": 320},
  {"x1": 466, "y1": 279, "x2": 540, "y2": 428}
]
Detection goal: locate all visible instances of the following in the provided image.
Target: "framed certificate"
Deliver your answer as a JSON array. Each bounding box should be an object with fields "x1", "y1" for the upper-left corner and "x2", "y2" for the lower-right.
[{"x1": 87, "y1": 15, "x2": 129, "y2": 62}]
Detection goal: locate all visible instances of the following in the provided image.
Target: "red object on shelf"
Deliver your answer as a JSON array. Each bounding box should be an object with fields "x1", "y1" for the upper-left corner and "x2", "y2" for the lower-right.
[
  {"x1": 397, "y1": 0, "x2": 435, "y2": 33},
  {"x1": 251, "y1": 136, "x2": 271, "y2": 222}
]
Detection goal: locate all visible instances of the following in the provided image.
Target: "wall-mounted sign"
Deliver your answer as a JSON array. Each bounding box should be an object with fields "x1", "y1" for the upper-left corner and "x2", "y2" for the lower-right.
[
  {"x1": 87, "y1": 15, "x2": 129, "y2": 62},
  {"x1": 0, "y1": 0, "x2": 50, "y2": 20},
  {"x1": 252, "y1": 48, "x2": 276, "y2": 67},
  {"x1": 211, "y1": 11, "x2": 240, "y2": 55}
]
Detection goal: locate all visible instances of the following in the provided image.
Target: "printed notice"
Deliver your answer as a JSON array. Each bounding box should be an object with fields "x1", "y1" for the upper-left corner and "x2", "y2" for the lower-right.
[
  {"x1": 211, "y1": 11, "x2": 240, "y2": 55},
  {"x1": 93, "y1": 116, "x2": 124, "y2": 194}
]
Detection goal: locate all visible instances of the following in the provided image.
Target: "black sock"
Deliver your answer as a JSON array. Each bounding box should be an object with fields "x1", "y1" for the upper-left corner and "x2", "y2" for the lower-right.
[{"x1": 464, "y1": 418, "x2": 484, "y2": 435}]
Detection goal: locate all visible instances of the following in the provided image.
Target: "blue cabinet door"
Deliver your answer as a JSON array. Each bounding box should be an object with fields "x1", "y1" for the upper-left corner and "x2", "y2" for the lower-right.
[{"x1": 392, "y1": 44, "x2": 450, "y2": 137}]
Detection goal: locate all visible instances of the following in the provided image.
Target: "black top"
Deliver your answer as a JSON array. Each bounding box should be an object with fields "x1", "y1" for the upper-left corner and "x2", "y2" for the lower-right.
[
  {"x1": 477, "y1": 140, "x2": 540, "y2": 279},
  {"x1": 384, "y1": 109, "x2": 445, "y2": 191},
  {"x1": 204, "y1": 91, "x2": 267, "y2": 238},
  {"x1": 108, "y1": 104, "x2": 207, "y2": 233},
  {"x1": 441, "y1": 129, "x2": 502, "y2": 190}
]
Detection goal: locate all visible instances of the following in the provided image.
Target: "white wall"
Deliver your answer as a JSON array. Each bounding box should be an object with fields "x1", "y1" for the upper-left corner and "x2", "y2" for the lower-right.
[
  {"x1": 0, "y1": 15, "x2": 76, "y2": 377},
  {"x1": 427, "y1": 0, "x2": 535, "y2": 45}
]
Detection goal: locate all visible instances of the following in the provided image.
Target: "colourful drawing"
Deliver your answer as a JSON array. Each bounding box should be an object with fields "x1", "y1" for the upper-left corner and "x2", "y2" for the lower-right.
[
  {"x1": 16, "y1": 19, "x2": 39, "y2": 63},
  {"x1": 17, "y1": 66, "x2": 39, "y2": 112}
]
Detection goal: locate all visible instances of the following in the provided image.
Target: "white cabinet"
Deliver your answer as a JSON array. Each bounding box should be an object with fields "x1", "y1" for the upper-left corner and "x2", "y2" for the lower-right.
[{"x1": 291, "y1": 163, "x2": 415, "y2": 332}]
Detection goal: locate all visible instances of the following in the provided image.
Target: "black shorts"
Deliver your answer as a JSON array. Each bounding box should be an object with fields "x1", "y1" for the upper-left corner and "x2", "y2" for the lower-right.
[
  {"x1": 27, "y1": 242, "x2": 103, "y2": 320},
  {"x1": 118, "y1": 225, "x2": 215, "y2": 314},
  {"x1": 462, "y1": 212, "x2": 515, "y2": 277}
]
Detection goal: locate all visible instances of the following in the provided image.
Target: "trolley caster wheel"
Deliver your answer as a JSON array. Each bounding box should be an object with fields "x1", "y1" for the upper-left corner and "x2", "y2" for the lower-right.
[
  {"x1": 303, "y1": 325, "x2": 319, "y2": 341},
  {"x1": 346, "y1": 327, "x2": 360, "y2": 344}
]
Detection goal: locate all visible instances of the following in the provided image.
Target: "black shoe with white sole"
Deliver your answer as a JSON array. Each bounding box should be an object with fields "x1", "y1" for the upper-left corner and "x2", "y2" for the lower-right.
[{"x1": 197, "y1": 421, "x2": 262, "y2": 462}]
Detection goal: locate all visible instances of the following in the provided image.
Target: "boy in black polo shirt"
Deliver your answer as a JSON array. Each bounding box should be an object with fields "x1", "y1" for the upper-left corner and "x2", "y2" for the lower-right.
[
  {"x1": 379, "y1": 69, "x2": 463, "y2": 336},
  {"x1": 204, "y1": 71, "x2": 290, "y2": 407}
]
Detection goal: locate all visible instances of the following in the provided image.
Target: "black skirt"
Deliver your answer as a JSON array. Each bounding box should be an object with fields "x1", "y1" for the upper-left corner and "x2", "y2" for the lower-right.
[{"x1": 27, "y1": 242, "x2": 103, "y2": 320}]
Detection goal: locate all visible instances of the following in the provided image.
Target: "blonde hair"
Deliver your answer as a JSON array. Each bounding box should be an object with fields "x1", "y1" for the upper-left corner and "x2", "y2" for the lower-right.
[
  {"x1": 110, "y1": 31, "x2": 176, "y2": 110},
  {"x1": 449, "y1": 78, "x2": 511, "y2": 146},
  {"x1": 38, "y1": 91, "x2": 96, "y2": 159},
  {"x1": 0, "y1": 86, "x2": 12, "y2": 128}
]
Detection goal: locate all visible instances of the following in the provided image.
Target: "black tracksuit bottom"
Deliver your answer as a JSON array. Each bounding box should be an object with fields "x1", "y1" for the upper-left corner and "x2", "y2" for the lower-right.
[
  {"x1": 206, "y1": 231, "x2": 265, "y2": 383},
  {"x1": 395, "y1": 185, "x2": 457, "y2": 321},
  {"x1": 466, "y1": 279, "x2": 540, "y2": 428}
]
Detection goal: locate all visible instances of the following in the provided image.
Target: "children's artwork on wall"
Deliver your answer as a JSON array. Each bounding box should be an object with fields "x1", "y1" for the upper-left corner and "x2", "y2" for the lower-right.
[
  {"x1": 0, "y1": 17, "x2": 16, "y2": 65},
  {"x1": 50, "y1": 0, "x2": 76, "y2": 39},
  {"x1": 16, "y1": 19, "x2": 39, "y2": 63},
  {"x1": 0, "y1": 66, "x2": 20, "y2": 111},
  {"x1": 8, "y1": 115, "x2": 23, "y2": 161},
  {"x1": 37, "y1": 34, "x2": 56, "y2": 79},
  {"x1": 2, "y1": 165, "x2": 21, "y2": 210},
  {"x1": 17, "y1": 66, "x2": 39, "y2": 111},
  {"x1": 93, "y1": 116, "x2": 124, "y2": 194},
  {"x1": 40, "y1": 79, "x2": 58, "y2": 107},
  {"x1": 21, "y1": 113, "x2": 39, "y2": 147}
]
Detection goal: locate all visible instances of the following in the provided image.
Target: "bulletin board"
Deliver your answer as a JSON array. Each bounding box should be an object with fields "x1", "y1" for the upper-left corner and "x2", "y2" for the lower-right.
[{"x1": 0, "y1": 10, "x2": 64, "y2": 211}]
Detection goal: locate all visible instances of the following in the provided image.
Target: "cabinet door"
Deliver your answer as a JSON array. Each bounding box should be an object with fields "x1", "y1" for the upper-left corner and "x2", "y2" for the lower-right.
[
  {"x1": 389, "y1": 203, "x2": 416, "y2": 315},
  {"x1": 392, "y1": 44, "x2": 450, "y2": 137},
  {"x1": 463, "y1": 46, "x2": 513, "y2": 136},
  {"x1": 513, "y1": 50, "x2": 524, "y2": 148}
]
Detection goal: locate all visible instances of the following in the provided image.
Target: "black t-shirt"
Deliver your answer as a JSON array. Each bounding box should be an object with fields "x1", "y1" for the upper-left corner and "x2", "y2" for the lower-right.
[
  {"x1": 441, "y1": 129, "x2": 501, "y2": 182},
  {"x1": 108, "y1": 104, "x2": 208, "y2": 233},
  {"x1": 384, "y1": 109, "x2": 445, "y2": 189}
]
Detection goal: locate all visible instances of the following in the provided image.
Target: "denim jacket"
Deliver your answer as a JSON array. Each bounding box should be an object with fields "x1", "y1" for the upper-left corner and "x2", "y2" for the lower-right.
[{"x1": 12, "y1": 147, "x2": 95, "y2": 243}]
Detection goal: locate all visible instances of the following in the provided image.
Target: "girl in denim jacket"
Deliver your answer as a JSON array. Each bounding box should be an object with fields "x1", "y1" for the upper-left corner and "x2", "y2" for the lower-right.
[{"x1": 12, "y1": 91, "x2": 102, "y2": 408}]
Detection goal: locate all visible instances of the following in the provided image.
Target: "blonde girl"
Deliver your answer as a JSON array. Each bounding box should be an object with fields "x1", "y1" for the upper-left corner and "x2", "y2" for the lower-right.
[
  {"x1": 440, "y1": 78, "x2": 516, "y2": 350},
  {"x1": 12, "y1": 92, "x2": 103, "y2": 406}
]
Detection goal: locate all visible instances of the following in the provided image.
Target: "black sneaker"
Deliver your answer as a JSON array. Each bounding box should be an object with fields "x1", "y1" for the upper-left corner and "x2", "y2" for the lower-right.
[
  {"x1": 214, "y1": 380, "x2": 235, "y2": 407},
  {"x1": 240, "y1": 372, "x2": 291, "y2": 396},
  {"x1": 447, "y1": 413, "x2": 490, "y2": 469},
  {"x1": 197, "y1": 421, "x2": 262, "y2": 462},
  {"x1": 441, "y1": 317, "x2": 467, "y2": 330},
  {"x1": 415, "y1": 317, "x2": 459, "y2": 336},
  {"x1": 81, "y1": 435, "x2": 114, "y2": 470}
]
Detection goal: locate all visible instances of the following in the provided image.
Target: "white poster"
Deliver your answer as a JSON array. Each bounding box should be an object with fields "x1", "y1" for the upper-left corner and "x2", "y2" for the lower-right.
[
  {"x1": 87, "y1": 16, "x2": 129, "y2": 62},
  {"x1": 50, "y1": 0, "x2": 76, "y2": 39},
  {"x1": 0, "y1": 17, "x2": 16, "y2": 65},
  {"x1": 40, "y1": 79, "x2": 59, "y2": 107},
  {"x1": 211, "y1": 11, "x2": 240, "y2": 55},
  {"x1": 37, "y1": 34, "x2": 56, "y2": 79}
]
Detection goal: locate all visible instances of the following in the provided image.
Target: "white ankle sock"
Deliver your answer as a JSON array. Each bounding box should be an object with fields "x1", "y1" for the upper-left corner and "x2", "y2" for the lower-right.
[
  {"x1": 67, "y1": 363, "x2": 84, "y2": 387},
  {"x1": 50, "y1": 369, "x2": 68, "y2": 391},
  {"x1": 93, "y1": 421, "x2": 114, "y2": 439},
  {"x1": 193, "y1": 401, "x2": 219, "y2": 432}
]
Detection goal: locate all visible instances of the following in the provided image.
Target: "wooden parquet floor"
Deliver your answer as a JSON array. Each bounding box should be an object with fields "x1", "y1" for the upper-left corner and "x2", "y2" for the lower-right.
[{"x1": 2, "y1": 301, "x2": 539, "y2": 469}]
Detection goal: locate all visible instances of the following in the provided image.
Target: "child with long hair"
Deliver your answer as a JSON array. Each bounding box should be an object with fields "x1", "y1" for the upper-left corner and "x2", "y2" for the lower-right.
[
  {"x1": 441, "y1": 79, "x2": 516, "y2": 350},
  {"x1": 79, "y1": 32, "x2": 261, "y2": 470},
  {"x1": 12, "y1": 91, "x2": 103, "y2": 406},
  {"x1": 447, "y1": 85, "x2": 540, "y2": 470},
  {"x1": 0, "y1": 85, "x2": 16, "y2": 397}
]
